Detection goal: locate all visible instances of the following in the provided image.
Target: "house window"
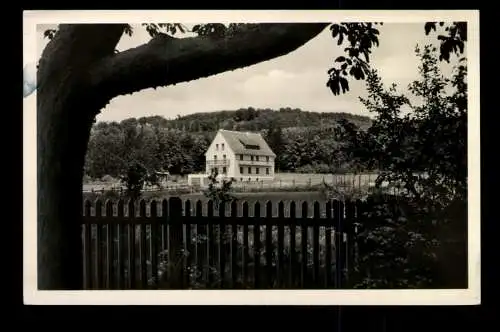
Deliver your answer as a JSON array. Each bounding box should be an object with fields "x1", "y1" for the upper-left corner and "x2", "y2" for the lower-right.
[
  {"x1": 240, "y1": 166, "x2": 243, "y2": 174},
  {"x1": 248, "y1": 167, "x2": 252, "y2": 174},
  {"x1": 256, "y1": 167, "x2": 260, "y2": 174},
  {"x1": 266, "y1": 168, "x2": 270, "y2": 175},
  {"x1": 216, "y1": 144, "x2": 219, "y2": 150},
  {"x1": 223, "y1": 154, "x2": 226, "y2": 159},
  {"x1": 240, "y1": 155, "x2": 243, "y2": 161},
  {"x1": 214, "y1": 155, "x2": 217, "y2": 160},
  {"x1": 251, "y1": 156, "x2": 254, "y2": 161},
  {"x1": 221, "y1": 143, "x2": 225, "y2": 151},
  {"x1": 256, "y1": 156, "x2": 259, "y2": 161},
  {"x1": 266, "y1": 156, "x2": 269, "y2": 162},
  {"x1": 222, "y1": 167, "x2": 227, "y2": 174}
]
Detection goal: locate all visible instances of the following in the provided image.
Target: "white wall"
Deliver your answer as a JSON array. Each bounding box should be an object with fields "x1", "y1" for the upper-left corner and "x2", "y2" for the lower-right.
[
  {"x1": 233, "y1": 154, "x2": 275, "y2": 182},
  {"x1": 204, "y1": 132, "x2": 236, "y2": 177}
]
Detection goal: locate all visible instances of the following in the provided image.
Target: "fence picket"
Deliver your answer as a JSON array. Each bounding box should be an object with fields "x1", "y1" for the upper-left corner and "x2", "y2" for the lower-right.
[
  {"x1": 335, "y1": 200, "x2": 347, "y2": 288},
  {"x1": 230, "y1": 200, "x2": 238, "y2": 288},
  {"x1": 277, "y1": 201, "x2": 285, "y2": 288},
  {"x1": 289, "y1": 201, "x2": 297, "y2": 288},
  {"x1": 325, "y1": 200, "x2": 333, "y2": 288},
  {"x1": 242, "y1": 202, "x2": 249, "y2": 286},
  {"x1": 105, "y1": 200, "x2": 115, "y2": 289},
  {"x1": 168, "y1": 197, "x2": 184, "y2": 289},
  {"x1": 253, "y1": 201, "x2": 261, "y2": 288},
  {"x1": 150, "y1": 200, "x2": 159, "y2": 289},
  {"x1": 139, "y1": 200, "x2": 148, "y2": 289},
  {"x1": 265, "y1": 201, "x2": 273, "y2": 288},
  {"x1": 117, "y1": 199, "x2": 126, "y2": 289},
  {"x1": 301, "y1": 201, "x2": 308, "y2": 288},
  {"x1": 128, "y1": 199, "x2": 136, "y2": 289},
  {"x1": 196, "y1": 200, "x2": 207, "y2": 286},
  {"x1": 84, "y1": 200, "x2": 92, "y2": 289},
  {"x1": 207, "y1": 200, "x2": 216, "y2": 287},
  {"x1": 313, "y1": 201, "x2": 320, "y2": 286},
  {"x1": 344, "y1": 200, "x2": 356, "y2": 286},
  {"x1": 333, "y1": 200, "x2": 342, "y2": 288},
  {"x1": 95, "y1": 199, "x2": 103, "y2": 290},
  {"x1": 185, "y1": 200, "x2": 193, "y2": 288},
  {"x1": 218, "y1": 201, "x2": 226, "y2": 288}
]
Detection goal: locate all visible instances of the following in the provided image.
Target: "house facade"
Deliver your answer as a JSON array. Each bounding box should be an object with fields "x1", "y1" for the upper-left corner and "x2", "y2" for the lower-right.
[{"x1": 204, "y1": 129, "x2": 276, "y2": 182}]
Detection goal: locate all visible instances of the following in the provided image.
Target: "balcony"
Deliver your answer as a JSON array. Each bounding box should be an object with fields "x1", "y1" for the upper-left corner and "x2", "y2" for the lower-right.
[
  {"x1": 206, "y1": 159, "x2": 230, "y2": 167},
  {"x1": 237, "y1": 159, "x2": 273, "y2": 166}
]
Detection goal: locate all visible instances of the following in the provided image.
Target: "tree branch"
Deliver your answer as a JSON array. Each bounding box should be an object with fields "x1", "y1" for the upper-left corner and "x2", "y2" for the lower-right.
[{"x1": 90, "y1": 23, "x2": 329, "y2": 102}]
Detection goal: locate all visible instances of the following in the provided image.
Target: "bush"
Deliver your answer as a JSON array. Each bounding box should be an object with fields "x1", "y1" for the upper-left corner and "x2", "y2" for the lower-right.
[
  {"x1": 82, "y1": 174, "x2": 92, "y2": 184},
  {"x1": 101, "y1": 174, "x2": 115, "y2": 183},
  {"x1": 295, "y1": 164, "x2": 332, "y2": 174},
  {"x1": 348, "y1": 193, "x2": 467, "y2": 289}
]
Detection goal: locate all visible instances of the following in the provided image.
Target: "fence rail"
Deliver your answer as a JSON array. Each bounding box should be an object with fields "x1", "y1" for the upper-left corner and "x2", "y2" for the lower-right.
[
  {"x1": 82, "y1": 172, "x2": 381, "y2": 193},
  {"x1": 81, "y1": 197, "x2": 365, "y2": 290}
]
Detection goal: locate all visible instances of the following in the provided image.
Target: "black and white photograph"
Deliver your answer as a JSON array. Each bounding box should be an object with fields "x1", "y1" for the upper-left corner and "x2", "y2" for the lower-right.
[{"x1": 23, "y1": 10, "x2": 480, "y2": 305}]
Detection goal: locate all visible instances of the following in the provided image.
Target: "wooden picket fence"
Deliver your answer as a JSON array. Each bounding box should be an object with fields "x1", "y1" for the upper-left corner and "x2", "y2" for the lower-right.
[{"x1": 81, "y1": 197, "x2": 365, "y2": 290}]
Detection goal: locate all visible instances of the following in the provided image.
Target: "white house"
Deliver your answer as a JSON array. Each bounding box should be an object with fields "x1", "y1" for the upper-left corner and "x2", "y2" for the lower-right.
[{"x1": 188, "y1": 129, "x2": 276, "y2": 186}]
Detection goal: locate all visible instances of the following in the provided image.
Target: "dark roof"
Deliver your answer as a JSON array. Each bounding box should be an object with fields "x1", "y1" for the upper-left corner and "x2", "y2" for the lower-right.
[{"x1": 216, "y1": 129, "x2": 276, "y2": 157}]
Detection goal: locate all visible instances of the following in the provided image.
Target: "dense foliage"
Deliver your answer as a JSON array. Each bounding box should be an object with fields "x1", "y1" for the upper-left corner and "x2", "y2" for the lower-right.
[{"x1": 339, "y1": 44, "x2": 468, "y2": 289}]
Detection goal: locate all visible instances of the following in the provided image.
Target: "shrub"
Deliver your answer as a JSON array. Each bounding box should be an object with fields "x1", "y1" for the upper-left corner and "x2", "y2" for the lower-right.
[
  {"x1": 101, "y1": 174, "x2": 115, "y2": 183},
  {"x1": 348, "y1": 193, "x2": 467, "y2": 289},
  {"x1": 82, "y1": 174, "x2": 92, "y2": 184}
]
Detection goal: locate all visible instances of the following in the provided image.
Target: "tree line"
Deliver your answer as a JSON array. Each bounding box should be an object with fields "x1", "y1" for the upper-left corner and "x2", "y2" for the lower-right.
[{"x1": 83, "y1": 108, "x2": 374, "y2": 181}]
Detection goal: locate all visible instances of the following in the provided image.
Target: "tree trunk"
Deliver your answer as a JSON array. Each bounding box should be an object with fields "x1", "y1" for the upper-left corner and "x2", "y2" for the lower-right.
[
  {"x1": 37, "y1": 25, "x2": 125, "y2": 290},
  {"x1": 37, "y1": 84, "x2": 93, "y2": 290}
]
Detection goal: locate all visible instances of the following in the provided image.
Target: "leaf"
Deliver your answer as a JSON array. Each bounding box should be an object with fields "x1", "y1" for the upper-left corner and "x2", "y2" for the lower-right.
[
  {"x1": 327, "y1": 77, "x2": 340, "y2": 96},
  {"x1": 330, "y1": 24, "x2": 339, "y2": 38},
  {"x1": 338, "y1": 31, "x2": 344, "y2": 45},
  {"x1": 123, "y1": 24, "x2": 133, "y2": 36},
  {"x1": 363, "y1": 50, "x2": 370, "y2": 63},
  {"x1": 424, "y1": 22, "x2": 437, "y2": 35},
  {"x1": 43, "y1": 29, "x2": 57, "y2": 40},
  {"x1": 340, "y1": 77, "x2": 349, "y2": 93}
]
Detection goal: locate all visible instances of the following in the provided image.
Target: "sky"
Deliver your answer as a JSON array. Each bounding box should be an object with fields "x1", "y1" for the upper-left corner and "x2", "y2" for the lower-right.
[{"x1": 26, "y1": 22, "x2": 460, "y2": 123}]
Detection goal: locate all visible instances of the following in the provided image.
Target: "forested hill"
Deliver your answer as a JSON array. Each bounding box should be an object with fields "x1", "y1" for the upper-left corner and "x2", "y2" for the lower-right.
[
  {"x1": 116, "y1": 107, "x2": 372, "y2": 132},
  {"x1": 85, "y1": 108, "x2": 374, "y2": 180}
]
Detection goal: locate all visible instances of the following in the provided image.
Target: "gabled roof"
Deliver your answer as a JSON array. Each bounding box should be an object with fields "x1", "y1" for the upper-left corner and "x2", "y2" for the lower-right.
[{"x1": 216, "y1": 129, "x2": 276, "y2": 157}]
